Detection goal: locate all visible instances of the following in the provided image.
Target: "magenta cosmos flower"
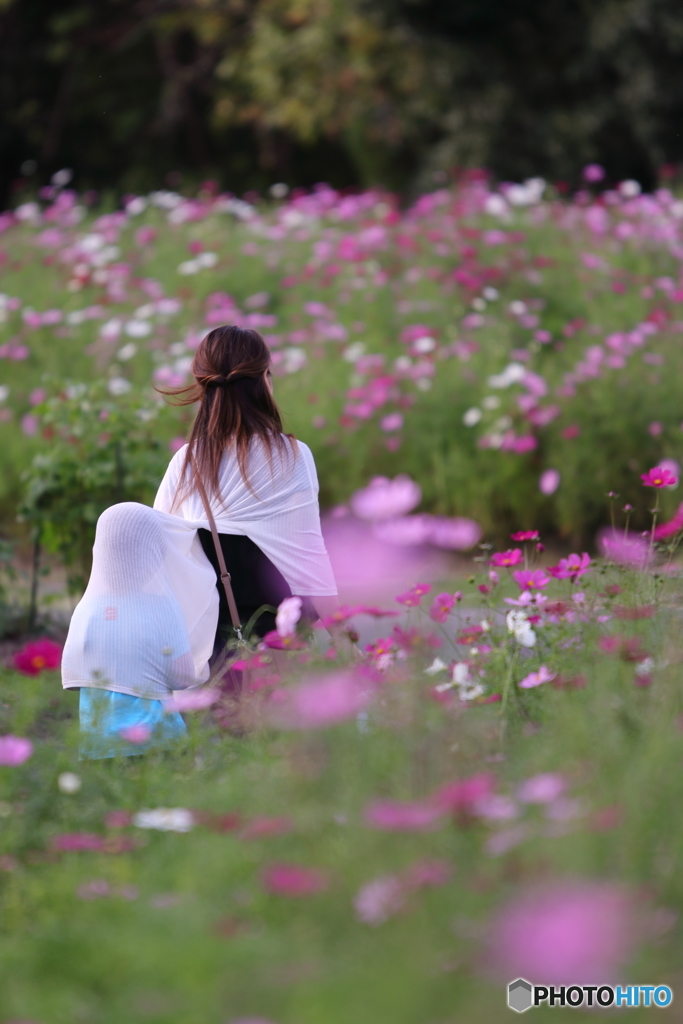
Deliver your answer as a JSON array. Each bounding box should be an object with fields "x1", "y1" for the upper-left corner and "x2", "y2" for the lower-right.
[
  {"x1": 654, "y1": 502, "x2": 683, "y2": 539},
  {"x1": 510, "y1": 531, "x2": 539, "y2": 542},
  {"x1": 395, "y1": 583, "x2": 431, "y2": 606},
  {"x1": 13, "y1": 638, "x2": 63, "y2": 676},
  {"x1": 490, "y1": 548, "x2": 524, "y2": 567},
  {"x1": 429, "y1": 592, "x2": 457, "y2": 623},
  {"x1": 641, "y1": 466, "x2": 677, "y2": 488},
  {"x1": 261, "y1": 863, "x2": 329, "y2": 897},
  {"x1": 0, "y1": 735, "x2": 33, "y2": 766},
  {"x1": 547, "y1": 553, "x2": 591, "y2": 581},
  {"x1": 513, "y1": 569, "x2": 551, "y2": 591},
  {"x1": 363, "y1": 799, "x2": 444, "y2": 832}
]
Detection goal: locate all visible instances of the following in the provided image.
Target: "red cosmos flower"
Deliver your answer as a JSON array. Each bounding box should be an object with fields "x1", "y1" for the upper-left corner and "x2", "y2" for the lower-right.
[
  {"x1": 547, "y1": 553, "x2": 591, "y2": 581},
  {"x1": 641, "y1": 466, "x2": 677, "y2": 488},
  {"x1": 510, "y1": 531, "x2": 540, "y2": 542},
  {"x1": 13, "y1": 638, "x2": 63, "y2": 675},
  {"x1": 490, "y1": 548, "x2": 524, "y2": 567}
]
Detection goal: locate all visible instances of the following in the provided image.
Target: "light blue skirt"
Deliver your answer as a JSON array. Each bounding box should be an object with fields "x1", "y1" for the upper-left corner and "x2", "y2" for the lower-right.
[{"x1": 79, "y1": 688, "x2": 187, "y2": 760}]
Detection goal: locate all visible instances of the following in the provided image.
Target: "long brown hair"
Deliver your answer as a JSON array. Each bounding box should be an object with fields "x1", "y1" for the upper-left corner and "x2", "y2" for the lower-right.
[{"x1": 156, "y1": 325, "x2": 295, "y2": 508}]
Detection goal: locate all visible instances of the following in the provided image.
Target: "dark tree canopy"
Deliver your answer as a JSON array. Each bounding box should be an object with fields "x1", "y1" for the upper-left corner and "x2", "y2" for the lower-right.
[{"x1": 1, "y1": 0, "x2": 683, "y2": 203}]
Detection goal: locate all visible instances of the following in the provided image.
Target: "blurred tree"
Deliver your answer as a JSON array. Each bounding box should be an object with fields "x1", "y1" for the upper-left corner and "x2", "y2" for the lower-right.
[{"x1": 2, "y1": 0, "x2": 683, "y2": 201}]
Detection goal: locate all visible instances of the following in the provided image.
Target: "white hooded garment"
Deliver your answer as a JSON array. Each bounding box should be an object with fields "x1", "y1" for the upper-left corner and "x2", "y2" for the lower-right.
[
  {"x1": 61, "y1": 502, "x2": 218, "y2": 698},
  {"x1": 62, "y1": 438, "x2": 337, "y2": 698}
]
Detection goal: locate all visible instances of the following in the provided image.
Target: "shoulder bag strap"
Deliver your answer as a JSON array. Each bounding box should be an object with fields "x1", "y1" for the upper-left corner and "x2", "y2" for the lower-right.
[{"x1": 190, "y1": 452, "x2": 243, "y2": 639}]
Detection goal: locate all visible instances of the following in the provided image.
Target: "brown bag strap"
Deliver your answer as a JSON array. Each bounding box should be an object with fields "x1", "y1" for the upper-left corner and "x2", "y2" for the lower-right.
[{"x1": 191, "y1": 453, "x2": 243, "y2": 639}]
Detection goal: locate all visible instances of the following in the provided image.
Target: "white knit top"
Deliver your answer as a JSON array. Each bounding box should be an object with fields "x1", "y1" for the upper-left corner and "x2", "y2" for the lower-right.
[{"x1": 153, "y1": 437, "x2": 338, "y2": 598}]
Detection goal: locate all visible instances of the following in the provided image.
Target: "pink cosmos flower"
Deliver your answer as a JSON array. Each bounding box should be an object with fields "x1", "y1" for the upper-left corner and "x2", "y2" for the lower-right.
[
  {"x1": 50, "y1": 833, "x2": 106, "y2": 852},
  {"x1": 353, "y1": 874, "x2": 406, "y2": 925},
  {"x1": 350, "y1": 475, "x2": 421, "y2": 521},
  {"x1": 171, "y1": 688, "x2": 220, "y2": 712},
  {"x1": 519, "y1": 665, "x2": 556, "y2": 689},
  {"x1": 275, "y1": 595, "x2": 302, "y2": 637},
  {"x1": 240, "y1": 816, "x2": 294, "y2": 840},
  {"x1": 261, "y1": 863, "x2": 329, "y2": 897},
  {"x1": 539, "y1": 469, "x2": 560, "y2": 495},
  {"x1": 119, "y1": 725, "x2": 151, "y2": 744},
  {"x1": 431, "y1": 773, "x2": 496, "y2": 814},
  {"x1": 597, "y1": 530, "x2": 652, "y2": 569},
  {"x1": 269, "y1": 670, "x2": 372, "y2": 728},
  {"x1": 261, "y1": 630, "x2": 306, "y2": 650},
  {"x1": 364, "y1": 799, "x2": 444, "y2": 832},
  {"x1": 583, "y1": 163, "x2": 606, "y2": 182},
  {"x1": 168, "y1": 437, "x2": 185, "y2": 453},
  {"x1": 512, "y1": 569, "x2": 551, "y2": 591},
  {"x1": 395, "y1": 583, "x2": 431, "y2": 606},
  {"x1": 380, "y1": 413, "x2": 403, "y2": 432},
  {"x1": 641, "y1": 466, "x2": 677, "y2": 488},
  {"x1": 0, "y1": 735, "x2": 33, "y2": 766},
  {"x1": 488, "y1": 882, "x2": 638, "y2": 985},
  {"x1": 517, "y1": 773, "x2": 565, "y2": 803},
  {"x1": 490, "y1": 549, "x2": 524, "y2": 567},
  {"x1": 547, "y1": 553, "x2": 591, "y2": 581},
  {"x1": 13, "y1": 638, "x2": 62, "y2": 675},
  {"x1": 510, "y1": 531, "x2": 539, "y2": 542},
  {"x1": 429, "y1": 592, "x2": 456, "y2": 623}
]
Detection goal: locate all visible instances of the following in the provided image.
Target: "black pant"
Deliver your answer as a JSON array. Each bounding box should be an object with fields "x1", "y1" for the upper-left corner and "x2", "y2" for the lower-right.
[{"x1": 197, "y1": 529, "x2": 294, "y2": 647}]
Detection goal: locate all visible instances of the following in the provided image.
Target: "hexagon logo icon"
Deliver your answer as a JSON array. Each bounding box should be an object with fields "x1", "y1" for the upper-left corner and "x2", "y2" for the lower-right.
[{"x1": 508, "y1": 978, "x2": 533, "y2": 1013}]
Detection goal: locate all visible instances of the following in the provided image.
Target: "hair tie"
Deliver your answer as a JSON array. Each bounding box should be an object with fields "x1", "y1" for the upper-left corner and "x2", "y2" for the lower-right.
[{"x1": 205, "y1": 372, "x2": 256, "y2": 388}]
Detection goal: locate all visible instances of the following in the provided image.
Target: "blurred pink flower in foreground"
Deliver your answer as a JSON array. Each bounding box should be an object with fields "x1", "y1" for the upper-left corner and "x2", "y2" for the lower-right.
[
  {"x1": 488, "y1": 881, "x2": 638, "y2": 985},
  {"x1": 119, "y1": 725, "x2": 151, "y2": 744},
  {"x1": 539, "y1": 469, "x2": 560, "y2": 495},
  {"x1": 364, "y1": 799, "x2": 444, "y2": 831},
  {"x1": 269, "y1": 670, "x2": 372, "y2": 728},
  {"x1": 597, "y1": 530, "x2": 652, "y2": 569},
  {"x1": 654, "y1": 502, "x2": 683, "y2": 539},
  {"x1": 350, "y1": 475, "x2": 421, "y2": 521},
  {"x1": 171, "y1": 688, "x2": 220, "y2": 712},
  {"x1": 168, "y1": 437, "x2": 186, "y2": 453},
  {"x1": 0, "y1": 735, "x2": 33, "y2": 766},
  {"x1": 373, "y1": 513, "x2": 482, "y2": 550},
  {"x1": 261, "y1": 863, "x2": 329, "y2": 897},
  {"x1": 641, "y1": 466, "x2": 677, "y2": 488},
  {"x1": 519, "y1": 665, "x2": 556, "y2": 689},
  {"x1": 275, "y1": 596, "x2": 302, "y2": 637},
  {"x1": 13, "y1": 638, "x2": 62, "y2": 675}
]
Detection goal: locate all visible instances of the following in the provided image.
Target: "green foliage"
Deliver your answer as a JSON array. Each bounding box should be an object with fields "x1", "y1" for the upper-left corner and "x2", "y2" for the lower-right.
[
  {"x1": 5, "y1": 0, "x2": 683, "y2": 203},
  {"x1": 18, "y1": 383, "x2": 173, "y2": 593},
  {"x1": 0, "y1": 558, "x2": 682, "y2": 1018}
]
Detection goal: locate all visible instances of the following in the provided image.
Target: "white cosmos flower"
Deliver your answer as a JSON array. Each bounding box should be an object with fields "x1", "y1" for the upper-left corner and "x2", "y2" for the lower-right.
[
  {"x1": 463, "y1": 407, "x2": 482, "y2": 427},
  {"x1": 424, "y1": 658, "x2": 448, "y2": 676},
  {"x1": 117, "y1": 343, "x2": 137, "y2": 362},
  {"x1": 124, "y1": 320, "x2": 152, "y2": 338},
  {"x1": 506, "y1": 610, "x2": 536, "y2": 648},
  {"x1": 108, "y1": 377, "x2": 131, "y2": 396},
  {"x1": 133, "y1": 808, "x2": 194, "y2": 832}
]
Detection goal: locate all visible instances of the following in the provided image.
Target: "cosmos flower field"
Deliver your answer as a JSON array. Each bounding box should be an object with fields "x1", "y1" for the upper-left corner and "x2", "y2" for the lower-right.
[{"x1": 2, "y1": 173, "x2": 683, "y2": 1020}]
